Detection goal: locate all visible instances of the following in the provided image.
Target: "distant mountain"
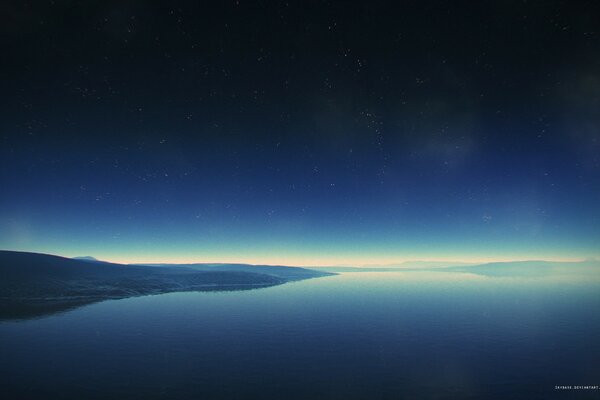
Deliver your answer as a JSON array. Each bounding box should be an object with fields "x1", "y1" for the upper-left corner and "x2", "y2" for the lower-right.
[
  {"x1": 0, "y1": 251, "x2": 334, "y2": 320},
  {"x1": 72, "y1": 256, "x2": 100, "y2": 262},
  {"x1": 311, "y1": 260, "x2": 600, "y2": 277},
  {"x1": 450, "y1": 260, "x2": 600, "y2": 277},
  {"x1": 311, "y1": 261, "x2": 475, "y2": 273},
  {"x1": 355, "y1": 261, "x2": 475, "y2": 269},
  {"x1": 309, "y1": 266, "x2": 406, "y2": 273},
  {"x1": 397, "y1": 260, "x2": 475, "y2": 268}
]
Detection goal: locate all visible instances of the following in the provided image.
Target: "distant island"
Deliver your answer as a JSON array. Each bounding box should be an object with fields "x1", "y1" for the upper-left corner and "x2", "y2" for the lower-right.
[
  {"x1": 312, "y1": 259, "x2": 600, "y2": 276},
  {"x1": 0, "y1": 251, "x2": 334, "y2": 320}
]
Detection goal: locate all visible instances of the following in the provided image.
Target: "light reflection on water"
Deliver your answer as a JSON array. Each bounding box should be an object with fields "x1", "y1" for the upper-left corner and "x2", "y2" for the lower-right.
[{"x1": 1, "y1": 271, "x2": 599, "y2": 399}]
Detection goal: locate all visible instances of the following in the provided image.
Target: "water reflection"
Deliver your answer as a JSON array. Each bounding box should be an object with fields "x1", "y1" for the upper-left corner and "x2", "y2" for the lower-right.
[{"x1": 1, "y1": 270, "x2": 599, "y2": 399}]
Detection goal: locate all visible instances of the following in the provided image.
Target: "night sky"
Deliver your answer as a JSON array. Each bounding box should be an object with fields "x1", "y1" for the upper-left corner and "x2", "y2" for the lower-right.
[{"x1": 1, "y1": 1, "x2": 599, "y2": 265}]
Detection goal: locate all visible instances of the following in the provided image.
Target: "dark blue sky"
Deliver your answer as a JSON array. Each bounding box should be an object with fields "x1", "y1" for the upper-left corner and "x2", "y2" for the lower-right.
[{"x1": 1, "y1": 1, "x2": 599, "y2": 264}]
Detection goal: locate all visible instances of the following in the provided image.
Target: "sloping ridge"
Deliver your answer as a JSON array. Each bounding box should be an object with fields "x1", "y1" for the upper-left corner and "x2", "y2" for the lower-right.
[
  {"x1": 136, "y1": 262, "x2": 332, "y2": 281},
  {"x1": 0, "y1": 251, "x2": 333, "y2": 320}
]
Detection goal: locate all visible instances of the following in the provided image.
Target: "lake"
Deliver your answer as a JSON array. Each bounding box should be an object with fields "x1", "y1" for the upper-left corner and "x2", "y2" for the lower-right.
[{"x1": 1, "y1": 271, "x2": 599, "y2": 399}]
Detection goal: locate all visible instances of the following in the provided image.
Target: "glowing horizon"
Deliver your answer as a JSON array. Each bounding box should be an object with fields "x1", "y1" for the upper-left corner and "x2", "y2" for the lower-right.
[{"x1": 1, "y1": 244, "x2": 593, "y2": 267}]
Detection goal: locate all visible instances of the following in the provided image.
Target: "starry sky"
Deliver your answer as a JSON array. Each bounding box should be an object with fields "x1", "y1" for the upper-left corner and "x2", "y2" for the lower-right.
[{"x1": 1, "y1": 1, "x2": 599, "y2": 265}]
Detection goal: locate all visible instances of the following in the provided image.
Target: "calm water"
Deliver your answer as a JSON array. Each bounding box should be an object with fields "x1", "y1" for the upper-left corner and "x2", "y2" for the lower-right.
[{"x1": 1, "y1": 271, "x2": 600, "y2": 399}]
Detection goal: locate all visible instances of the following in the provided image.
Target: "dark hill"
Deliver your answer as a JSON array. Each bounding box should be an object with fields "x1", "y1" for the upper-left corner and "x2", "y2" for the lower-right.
[
  {"x1": 0, "y1": 251, "x2": 333, "y2": 320},
  {"x1": 136, "y1": 262, "x2": 333, "y2": 281}
]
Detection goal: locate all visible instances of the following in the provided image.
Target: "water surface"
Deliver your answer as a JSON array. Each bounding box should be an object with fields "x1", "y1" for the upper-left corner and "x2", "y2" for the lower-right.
[{"x1": 1, "y1": 271, "x2": 599, "y2": 399}]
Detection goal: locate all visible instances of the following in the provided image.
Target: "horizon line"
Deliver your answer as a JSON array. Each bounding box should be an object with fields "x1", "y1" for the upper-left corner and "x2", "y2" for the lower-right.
[{"x1": 0, "y1": 249, "x2": 593, "y2": 267}]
